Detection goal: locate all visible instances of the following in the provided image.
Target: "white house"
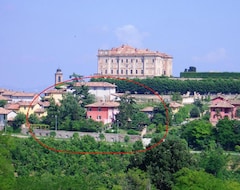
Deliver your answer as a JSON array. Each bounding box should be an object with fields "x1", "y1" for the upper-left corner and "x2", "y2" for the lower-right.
[
  {"x1": 0, "y1": 107, "x2": 16, "y2": 130},
  {"x1": 74, "y1": 82, "x2": 117, "y2": 101}
]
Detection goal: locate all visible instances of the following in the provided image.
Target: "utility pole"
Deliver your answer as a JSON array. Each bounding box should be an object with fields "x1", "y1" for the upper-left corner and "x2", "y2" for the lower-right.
[{"x1": 55, "y1": 115, "x2": 58, "y2": 131}]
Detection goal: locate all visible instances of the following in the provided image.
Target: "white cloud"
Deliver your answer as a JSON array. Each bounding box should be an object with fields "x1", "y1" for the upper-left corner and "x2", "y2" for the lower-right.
[
  {"x1": 115, "y1": 24, "x2": 148, "y2": 47},
  {"x1": 192, "y1": 48, "x2": 227, "y2": 63}
]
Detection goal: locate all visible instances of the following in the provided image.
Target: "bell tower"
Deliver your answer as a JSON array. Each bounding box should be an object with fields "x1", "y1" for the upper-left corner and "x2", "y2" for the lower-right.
[{"x1": 55, "y1": 68, "x2": 63, "y2": 85}]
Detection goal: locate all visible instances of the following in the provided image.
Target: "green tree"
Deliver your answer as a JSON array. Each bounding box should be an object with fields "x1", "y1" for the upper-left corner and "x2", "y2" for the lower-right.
[
  {"x1": 0, "y1": 134, "x2": 16, "y2": 189},
  {"x1": 236, "y1": 108, "x2": 240, "y2": 118},
  {"x1": 173, "y1": 106, "x2": 189, "y2": 124},
  {"x1": 123, "y1": 168, "x2": 154, "y2": 190},
  {"x1": 181, "y1": 119, "x2": 213, "y2": 150},
  {"x1": 115, "y1": 93, "x2": 136, "y2": 129},
  {"x1": 28, "y1": 113, "x2": 40, "y2": 124},
  {"x1": 131, "y1": 111, "x2": 150, "y2": 131},
  {"x1": 173, "y1": 168, "x2": 240, "y2": 190},
  {"x1": 171, "y1": 92, "x2": 182, "y2": 102},
  {"x1": 0, "y1": 100, "x2": 7, "y2": 107},
  {"x1": 12, "y1": 112, "x2": 26, "y2": 131},
  {"x1": 59, "y1": 93, "x2": 85, "y2": 122},
  {"x1": 42, "y1": 98, "x2": 59, "y2": 129},
  {"x1": 199, "y1": 146, "x2": 228, "y2": 177},
  {"x1": 214, "y1": 118, "x2": 240, "y2": 151},
  {"x1": 190, "y1": 106, "x2": 200, "y2": 118},
  {"x1": 152, "y1": 102, "x2": 172, "y2": 126},
  {"x1": 130, "y1": 136, "x2": 193, "y2": 190}
]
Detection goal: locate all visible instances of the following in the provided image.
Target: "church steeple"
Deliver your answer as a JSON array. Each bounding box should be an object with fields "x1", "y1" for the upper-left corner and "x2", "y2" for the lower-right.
[{"x1": 55, "y1": 68, "x2": 63, "y2": 85}]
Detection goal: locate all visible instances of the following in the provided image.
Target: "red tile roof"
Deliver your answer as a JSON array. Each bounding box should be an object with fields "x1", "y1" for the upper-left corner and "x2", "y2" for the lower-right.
[
  {"x1": 5, "y1": 103, "x2": 20, "y2": 110},
  {"x1": 170, "y1": 102, "x2": 183, "y2": 108},
  {"x1": 74, "y1": 82, "x2": 116, "y2": 88},
  {"x1": 140, "y1": 106, "x2": 154, "y2": 112},
  {"x1": 0, "y1": 95, "x2": 11, "y2": 101},
  {"x1": 85, "y1": 101, "x2": 119, "y2": 108},
  {"x1": 34, "y1": 108, "x2": 45, "y2": 113},
  {"x1": 210, "y1": 101, "x2": 234, "y2": 108},
  {"x1": 99, "y1": 44, "x2": 172, "y2": 58},
  {"x1": 0, "y1": 107, "x2": 11, "y2": 114}
]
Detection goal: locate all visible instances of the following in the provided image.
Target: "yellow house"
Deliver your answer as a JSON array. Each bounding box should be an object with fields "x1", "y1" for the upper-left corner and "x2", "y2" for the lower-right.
[
  {"x1": 18, "y1": 101, "x2": 42, "y2": 115},
  {"x1": 170, "y1": 101, "x2": 183, "y2": 114},
  {"x1": 44, "y1": 89, "x2": 65, "y2": 104}
]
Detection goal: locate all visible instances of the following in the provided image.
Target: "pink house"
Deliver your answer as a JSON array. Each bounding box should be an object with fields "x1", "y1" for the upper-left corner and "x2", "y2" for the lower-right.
[
  {"x1": 85, "y1": 102, "x2": 119, "y2": 125},
  {"x1": 209, "y1": 96, "x2": 240, "y2": 125}
]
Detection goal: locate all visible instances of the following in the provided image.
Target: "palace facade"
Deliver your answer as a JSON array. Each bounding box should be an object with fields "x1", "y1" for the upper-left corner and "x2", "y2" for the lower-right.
[{"x1": 97, "y1": 45, "x2": 173, "y2": 78}]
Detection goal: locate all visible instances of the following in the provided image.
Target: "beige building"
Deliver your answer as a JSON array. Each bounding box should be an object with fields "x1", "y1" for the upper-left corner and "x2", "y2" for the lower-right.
[{"x1": 97, "y1": 44, "x2": 173, "y2": 78}]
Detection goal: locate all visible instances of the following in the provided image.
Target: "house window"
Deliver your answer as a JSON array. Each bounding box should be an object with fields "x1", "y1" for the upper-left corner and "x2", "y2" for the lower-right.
[
  {"x1": 141, "y1": 58, "x2": 144, "y2": 63},
  {"x1": 98, "y1": 107, "x2": 101, "y2": 111},
  {"x1": 103, "y1": 87, "x2": 106, "y2": 90},
  {"x1": 89, "y1": 116, "x2": 92, "y2": 119},
  {"x1": 152, "y1": 59, "x2": 155, "y2": 63},
  {"x1": 97, "y1": 115, "x2": 101, "y2": 119}
]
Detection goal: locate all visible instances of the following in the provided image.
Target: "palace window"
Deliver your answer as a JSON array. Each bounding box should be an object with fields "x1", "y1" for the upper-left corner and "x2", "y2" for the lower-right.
[
  {"x1": 136, "y1": 70, "x2": 138, "y2": 74},
  {"x1": 105, "y1": 70, "x2": 107, "y2": 74},
  {"x1": 130, "y1": 70, "x2": 133, "y2": 74}
]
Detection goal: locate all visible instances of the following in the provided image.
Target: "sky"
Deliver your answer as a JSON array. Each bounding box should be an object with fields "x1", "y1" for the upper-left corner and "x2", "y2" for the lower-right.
[{"x1": 0, "y1": 0, "x2": 240, "y2": 92}]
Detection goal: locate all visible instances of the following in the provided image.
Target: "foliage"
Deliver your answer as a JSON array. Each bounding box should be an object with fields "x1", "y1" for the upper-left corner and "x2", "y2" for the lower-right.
[
  {"x1": 28, "y1": 114, "x2": 40, "y2": 124},
  {"x1": 173, "y1": 106, "x2": 190, "y2": 125},
  {"x1": 127, "y1": 129, "x2": 139, "y2": 135},
  {"x1": 42, "y1": 98, "x2": 59, "y2": 129},
  {"x1": 151, "y1": 102, "x2": 172, "y2": 126},
  {"x1": 180, "y1": 71, "x2": 240, "y2": 79},
  {"x1": 199, "y1": 146, "x2": 229, "y2": 177},
  {"x1": 12, "y1": 112, "x2": 26, "y2": 131},
  {"x1": 129, "y1": 136, "x2": 194, "y2": 190},
  {"x1": 90, "y1": 77, "x2": 240, "y2": 94},
  {"x1": 214, "y1": 118, "x2": 240, "y2": 151},
  {"x1": 0, "y1": 100, "x2": 7, "y2": 107},
  {"x1": 130, "y1": 111, "x2": 150, "y2": 131},
  {"x1": 190, "y1": 106, "x2": 200, "y2": 118},
  {"x1": 59, "y1": 93, "x2": 85, "y2": 121},
  {"x1": 115, "y1": 93, "x2": 136, "y2": 129},
  {"x1": 236, "y1": 108, "x2": 240, "y2": 118},
  {"x1": 173, "y1": 168, "x2": 240, "y2": 190},
  {"x1": 171, "y1": 92, "x2": 182, "y2": 102},
  {"x1": 0, "y1": 134, "x2": 16, "y2": 189},
  {"x1": 180, "y1": 119, "x2": 213, "y2": 150}
]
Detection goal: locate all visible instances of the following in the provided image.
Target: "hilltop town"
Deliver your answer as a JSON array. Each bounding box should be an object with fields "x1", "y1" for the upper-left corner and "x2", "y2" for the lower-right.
[{"x1": 1, "y1": 45, "x2": 240, "y2": 189}]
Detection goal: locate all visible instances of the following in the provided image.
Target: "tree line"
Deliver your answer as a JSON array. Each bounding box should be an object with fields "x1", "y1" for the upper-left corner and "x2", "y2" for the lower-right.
[
  {"x1": 91, "y1": 77, "x2": 240, "y2": 94},
  {"x1": 1, "y1": 132, "x2": 240, "y2": 189}
]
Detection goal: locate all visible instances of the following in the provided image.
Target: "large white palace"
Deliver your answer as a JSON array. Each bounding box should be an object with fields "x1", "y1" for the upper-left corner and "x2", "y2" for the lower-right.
[{"x1": 97, "y1": 45, "x2": 173, "y2": 78}]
